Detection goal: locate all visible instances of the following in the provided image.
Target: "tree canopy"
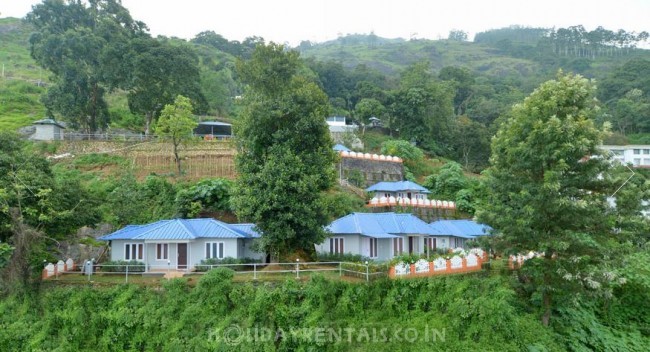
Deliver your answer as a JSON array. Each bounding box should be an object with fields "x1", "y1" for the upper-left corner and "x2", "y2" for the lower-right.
[
  {"x1": 232, "y1": 43, "x2": 336, "y2": 259},
  {"x1": 477, "y1": 72, "x2": 645, "y2": 326}
]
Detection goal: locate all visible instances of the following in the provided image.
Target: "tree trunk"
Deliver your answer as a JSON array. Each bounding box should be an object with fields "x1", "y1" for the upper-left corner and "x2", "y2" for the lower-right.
[
  {"x1": 542, "y1": 290, "x2": 552, "y2": 326},
  {"x1": 144, "y1": 112, "x2": 153, "y2": 136},
  {"x1": 172, "y1": 136, "x2": 181, "y2": 175}
]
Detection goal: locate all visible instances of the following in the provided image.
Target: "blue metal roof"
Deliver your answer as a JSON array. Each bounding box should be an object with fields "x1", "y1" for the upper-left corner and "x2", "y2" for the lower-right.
[
  {"x1": 229, "y1": 224, "x2": 261, "y2": 238},
  {"x1": 429, "y1": 220, "x2": 492, "y2": 239},
  {"x1": 333, "y1": 144, "x2": 351, "y2": 152},
  {"x1": 365, "y1": 181, "x2": 431, "y2": 194},
  {"x1": 327, "y1": 212, "x2": 438, "y2": 237},
  {"x1": 99, "y1": 219, "x2": 260, "y2": 241}
]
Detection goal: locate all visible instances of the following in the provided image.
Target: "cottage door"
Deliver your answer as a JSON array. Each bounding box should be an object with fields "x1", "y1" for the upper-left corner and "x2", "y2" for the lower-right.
[
  {"x1": 408, "y1": 236, "x2": 414, "y2": 254},
  {"x1": 177, "y1": 243, "x2": 187, "y2": 269}
]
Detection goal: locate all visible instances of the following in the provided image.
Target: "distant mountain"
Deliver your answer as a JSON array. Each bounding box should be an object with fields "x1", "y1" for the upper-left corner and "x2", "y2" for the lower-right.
[{"x1": 298, "y1": 32, "x2": 650, "y2": 82}]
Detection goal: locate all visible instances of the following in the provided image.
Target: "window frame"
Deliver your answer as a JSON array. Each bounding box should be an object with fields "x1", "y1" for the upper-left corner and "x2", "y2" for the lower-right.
[
  {"x1": 369, "y1": 237, "x2": 378, "y2": 258},
  {"x1": 124, "y1": 243, "x2": 144, "y2": 261},
  {"x1": 393, "y1": 237, "x2": 404, "y2": 256},
  {"x1": 205, "y1": 242, "x2": 225, "y2": 259},
  {"x1": 155, "y1": 243, "x2": 169, "y2": 260},
  {"x1": 329, "y1": 237, "x2": 345, "y2": 255}
]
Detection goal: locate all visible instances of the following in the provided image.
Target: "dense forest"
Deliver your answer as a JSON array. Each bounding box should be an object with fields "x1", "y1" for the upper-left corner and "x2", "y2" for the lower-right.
[{"x1": 1, "y1": 1, "x2": 649, "y2": 351}]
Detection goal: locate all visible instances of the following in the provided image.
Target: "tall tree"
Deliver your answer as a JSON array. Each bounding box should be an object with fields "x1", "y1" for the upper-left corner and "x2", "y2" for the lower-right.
[
  {"x1": 127, "y1": 38, "x2": 208, "y2": 135},
  {"x1": 0, "y1": 132, "x2": 99, "y2": 293},
  {"x1": 232, "y1": 43, "x2": 336, "y2": 260},
  {"x1": 477, "y1": 73, "x2": 642, "y2": 326},
  {"x1": 26, "y1": 0, "x2": 147, "y2": 133},
  {"x1": 155, "y1": 95, "x2": 198, "y2": 175},
  {"x1": 389, "y1": 62, "x2": 455, "y2": 153}
]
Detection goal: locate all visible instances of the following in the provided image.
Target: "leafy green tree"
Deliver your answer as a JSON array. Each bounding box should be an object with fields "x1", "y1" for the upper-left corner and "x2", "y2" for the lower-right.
[
  {"x1": 127, "y1": 38, "x2": 208, "y2": 134},
  {"x1": 477, "y1": 73, "x2": 642, "y2": 326},
  {"x1": 439, "y1": 66, "x2": 475, "y2": 116},
  {"x1": 155, "y1": 95, "x2": 198, "y2": 175},
  {"x1": 26, "y1": 0, "x2": 147, "y2": 132},
  {"x1": 448, "y1": 29, "x2": 468, "y2": 42},
  {"x1": 105, "y1": 174, "x2": 178, "y2": 227},
  {"x1": 0, "y1": 132, "x2": 99, "y2": 292},
  {"x1": 449, "y1": 116, "x2": 490, "y2": 171},
  {"x1": 233, "y1": 43, "x2": 336, "y2": 259},
  {"x1": 354, "y1": 98, "x2": 385, "y2": 125},
  {"x1": 0, "y1": 242, "x2": 12, "y2": 269},
  {"x1": 423, "y1": 162, "x2": 468, "y2": 200},
  {"x1": 389, "y1": 62, "x2": 455, "y2": 152},
  {"x1": 175, "y1": 178, "x2": 233, "y2": 218}
]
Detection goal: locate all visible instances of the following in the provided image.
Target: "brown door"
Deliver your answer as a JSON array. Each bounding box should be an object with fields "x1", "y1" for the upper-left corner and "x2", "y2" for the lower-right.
[
  {"x1": 177, "y1": 243, "x2": 187, "y2": 269},
  {"x1": 408, "y1": 236, "x2": 414, "y2": 254}
]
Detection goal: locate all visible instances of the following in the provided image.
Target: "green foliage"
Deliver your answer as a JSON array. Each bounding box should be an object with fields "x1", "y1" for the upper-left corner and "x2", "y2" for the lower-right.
[
  {"x1": 104, "y1": 174, "x2": 178, "y2": 227},
  {"x1": 0, "y1": 132, "x2": 100, "y2": 293},
  {"x1": 0, "y1": 80, "x2": 47, "y2": 132},
  {"x1": 320, "y1": 188, "x2": 366, "y2": 221},
  {"x1": 175, "y1": 178, "x2": 233, "y2": 217},
  {"x1": 423, "y1": 162, "x2": 467, "y2": 199},
  {"x1": 26, "y1": 0, "x2": 148, "y2": 132},
  {"x1": 233, "y1": 43, "x2": 336, "y2": 258},
  {"x1": 195, "y1": 257, "x2": 261, "y2": 272},
  {"x1": 315, "y1": 252, "x2": 370, "y2": 263},
  {"x1": 0, "y1": 274, "x2": 569, "y2": 351},
  {"x1": 389, "y1": 63, "x2": 455, "y2": 152},
  {"x1": 477, "y1": 72, "x2": 646, "y2": 326},
  {"x1": 71, "y1": 153, "x2": 126, "y2": 168},
  {"x1": 127, "y1": 38, "x2": 208, "y2": 134},
  {"x1": 380, "y1": 139, "x2": 424, "y2": 162},
  {"x1": 101, "y1": 260, "x2": 145, "y2": 273},
  {"x1": 0, "y1": 242, "x2": 13, "y2": 269},
  {"x1": 346, "y1": 169, "x2": 365, "y2": 188},
  {"x1": 155, "y1": 95, "x2": 198, "y2": 175}
]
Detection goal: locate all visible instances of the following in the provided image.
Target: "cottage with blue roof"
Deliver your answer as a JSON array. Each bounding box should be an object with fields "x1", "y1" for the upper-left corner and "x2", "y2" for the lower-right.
[
  {"x1": 428, "y1": 219, "x2": 492, "y2": 249},
  {"x1": 317, "y1": 212, "x2": 441, "y2": 260},
  {"x1": 366, "y1": 181, "x2": 430, "y2": 201},
  {"x1": 99, "y1": 219, "x2": 263, "y2": 271},
  {"x1": 317, "y1": 213, "x2": 492, "y2": 260}
]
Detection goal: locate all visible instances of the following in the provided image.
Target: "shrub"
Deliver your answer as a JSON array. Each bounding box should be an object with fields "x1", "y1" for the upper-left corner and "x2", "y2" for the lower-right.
[
  {"x1": 100, "y1": 260, "x2": 145, "y2": 273},
  {"x1": 315, "y1": 252, "x2": 370, "y2": 263},
  {"x1": 194, "y1": 257, "x2": 260, "y2": 272}
]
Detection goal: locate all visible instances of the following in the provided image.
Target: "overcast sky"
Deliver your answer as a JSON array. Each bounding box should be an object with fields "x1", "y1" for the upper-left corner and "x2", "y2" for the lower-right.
[{"x1": 3, "y1": 0, "x2": 649, "y2": 45}]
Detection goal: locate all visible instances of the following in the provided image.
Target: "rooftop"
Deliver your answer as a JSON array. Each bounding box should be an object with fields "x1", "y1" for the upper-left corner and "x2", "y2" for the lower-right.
[
  {"x1": 98, "y1": 219, "x2": 260, "y2": 241},
  {"x1": 366, "y1": 181, "x2": 431, "y2": 194},
  {"x1": 327, "y1": 212, "x2": 439, "y2": 238},
  {"x1": 429, "y1": 220, "x2": 492, "y2": 239}
]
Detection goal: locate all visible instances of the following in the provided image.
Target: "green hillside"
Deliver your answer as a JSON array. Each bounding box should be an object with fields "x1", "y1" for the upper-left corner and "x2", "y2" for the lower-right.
[
  {"x1": 0, "y1": 18, "x2": 48, "y2": 131},
  {"x1": 300, "y1": 33, "x2": 650, "y2": 84}
]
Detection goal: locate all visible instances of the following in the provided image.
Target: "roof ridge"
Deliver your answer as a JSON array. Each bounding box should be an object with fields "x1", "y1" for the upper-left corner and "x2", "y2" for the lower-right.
[
  {"x1": 130, "y1": 219, "x2": 174, "y2": 240},
  {"x1": 176, "y1": 219, "x2": 199, "y2": 239},
  {"x1": 209, "y1": 218, "x2": 246, "y2": 238}
]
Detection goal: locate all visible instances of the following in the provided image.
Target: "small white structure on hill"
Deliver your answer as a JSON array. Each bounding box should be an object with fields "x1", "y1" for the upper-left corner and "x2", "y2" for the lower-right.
[
  {"x1": 31, "y1": 118, "x2": 65, "y2": 141},
  {"x1": 326, "y1": 116, "x2": 363, "y2": 149}
]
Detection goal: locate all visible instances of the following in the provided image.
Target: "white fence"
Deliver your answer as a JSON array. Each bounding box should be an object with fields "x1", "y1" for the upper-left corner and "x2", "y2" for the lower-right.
[{"x1": 43, "y1": 260, "x2": 387, "y2": 283}]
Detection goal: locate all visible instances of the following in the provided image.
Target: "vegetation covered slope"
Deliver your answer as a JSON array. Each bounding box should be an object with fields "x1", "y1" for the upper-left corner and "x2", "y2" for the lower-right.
[
  {"x1": 0, "y1": 270, "x2": 564, "y2": 351},
  {"x1": 0, "y1": 18, "x2": 47, "y2": 131}
]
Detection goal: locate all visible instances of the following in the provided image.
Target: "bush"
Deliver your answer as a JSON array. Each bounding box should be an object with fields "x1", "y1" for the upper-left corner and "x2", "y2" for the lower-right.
[
  {"x1": 194, "y1": 257, "x2": 260, "y2": 272},
  {"x1": 101, "y1": 260, "x2": 145, "y2": 273},
  {"x1": 316, "y1": 252, "x2": 370, "y2": 263}
]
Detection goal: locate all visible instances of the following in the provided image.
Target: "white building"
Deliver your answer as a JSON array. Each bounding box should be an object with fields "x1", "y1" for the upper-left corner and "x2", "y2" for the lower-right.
[
  {"x1": 326, "y1": 116, "x2": 362, "y2": 149},
  {"x1": 601, "y1": 145, "x2": 650, "y2": 167},
  {"x1": 31, "y1": 118, "x2": 65, "y2": 141}
]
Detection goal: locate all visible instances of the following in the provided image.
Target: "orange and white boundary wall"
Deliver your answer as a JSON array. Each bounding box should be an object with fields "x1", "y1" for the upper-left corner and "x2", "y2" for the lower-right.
[
  {"x1": 339, "y1": 150, "x2": 403, "y2": 163},
  {"x1": 42, "y1": 258, "x2": 76, "y2": 279},
  {"x1": 388, "y1": 248, "x2": 488, "y2": 278}
]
